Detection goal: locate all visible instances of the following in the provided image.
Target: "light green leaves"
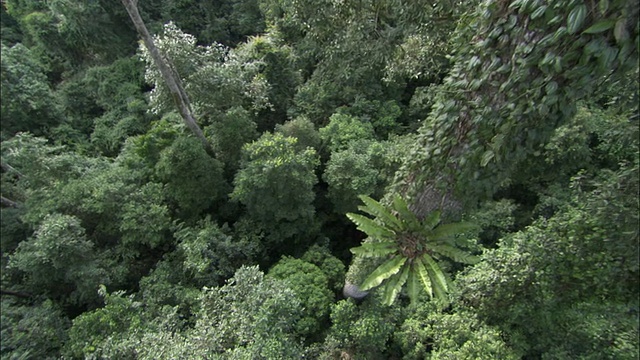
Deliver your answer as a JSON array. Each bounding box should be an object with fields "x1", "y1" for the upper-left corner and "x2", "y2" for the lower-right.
[
  {"x1": 382, "y1": 264, "x2": 410, "y2": 306},
  {"x1": 347, "y1": 213, "x2": 396, "y2": 240},
  {"x1": 357, "y1": 195, "x2": 403, "y2": 231},
  {"x1": 414, "y1": 257, "x2": 433, "y2": 299},
  {"x1": 360, "y1": 256, "x2": 407, "y2": 291},
  {"x1": 481, "y1": 150, "x2": 495, "y2": 167},
  {"x1": 350, "y1": 242, "x2": 397, "y2": 258}
]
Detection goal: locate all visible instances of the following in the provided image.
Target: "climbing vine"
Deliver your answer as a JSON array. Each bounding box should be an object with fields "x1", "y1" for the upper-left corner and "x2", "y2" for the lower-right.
[{"x1": 395, "y1": 0, "x2": 639, "y2": 214}]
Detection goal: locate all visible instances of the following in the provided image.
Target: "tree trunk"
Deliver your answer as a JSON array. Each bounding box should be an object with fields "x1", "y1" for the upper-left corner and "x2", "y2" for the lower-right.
[
  {"x1": 395, "y1": 0, "x2": 639, "y2": 217},
  {"x1": 120, "y1": 0, "x2": 215, "y2": 157}
]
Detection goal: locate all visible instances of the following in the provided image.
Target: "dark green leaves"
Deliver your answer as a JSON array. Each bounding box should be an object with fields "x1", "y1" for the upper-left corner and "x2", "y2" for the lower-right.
[{"x1": 583, "y1": 20, "x2": 615, "y2": 34}]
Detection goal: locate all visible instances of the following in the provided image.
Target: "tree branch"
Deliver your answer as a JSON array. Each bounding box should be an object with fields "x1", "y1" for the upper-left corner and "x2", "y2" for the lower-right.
[
  {"x1": 1, "y1": 162, "x2": 23, "y2": 178},
  {"x1": 120, "y1": 0, "x2": 215, "y2": 157},
  {"x1": 1, "y1": 289, "x2": 32, "y2": 299},
  {"x1": 1, "y1": 196, "x2": 20, "y2": 208}
]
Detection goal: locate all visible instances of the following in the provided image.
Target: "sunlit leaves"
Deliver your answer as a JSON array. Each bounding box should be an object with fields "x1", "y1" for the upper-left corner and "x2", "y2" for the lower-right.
[
  {"x1": 360, "y1": 256, "x2": 407, "y2": 291},
  {"x1": 232, "y1": 133, "x2": 318, "y2": 241},
  {"x1": 139, "y1": 22, "x2": 270, "y2": 117},
  {"x1": 7, "y1": 214, "x2": 108, "y2": 306},
  {"x1": 350, "y1": 241, "x2": 397, "y2": 258},
  {"x1": 268, "y1": 257, "x2": 333, "y2": 338},
  {"x1": 347, "y1": 213, "x2": 396, "y2": 240}
]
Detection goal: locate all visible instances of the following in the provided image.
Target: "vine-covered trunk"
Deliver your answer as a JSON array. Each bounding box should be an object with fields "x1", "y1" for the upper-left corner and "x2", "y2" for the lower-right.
[{"x1": 394, "y1": 0, "x2": 639, "y2": 218}]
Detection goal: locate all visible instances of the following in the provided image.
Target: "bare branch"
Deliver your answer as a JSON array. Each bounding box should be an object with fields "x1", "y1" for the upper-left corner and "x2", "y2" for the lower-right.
[
  {"x1": 120, "y1": 0, "x2": 215, "y2": 157},
  {"x1": 0, "y1": 196, "x2": 20, "y2": 208},
  {"x1": 1, "y1": 162, "x2": 23, "y2": 178},
  {"x1": 1, "y1": 289, "x2": 32, "y2": 299}
]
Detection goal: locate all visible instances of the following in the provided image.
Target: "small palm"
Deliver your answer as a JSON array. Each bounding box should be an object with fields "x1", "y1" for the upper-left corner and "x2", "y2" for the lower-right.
[{"x1": 348, "y1": 195, "x2": 479, "y2": 305}]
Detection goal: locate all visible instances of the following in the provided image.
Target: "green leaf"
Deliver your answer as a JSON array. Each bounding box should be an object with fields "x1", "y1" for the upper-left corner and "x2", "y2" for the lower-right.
[
  {"x1": 614, "y1": 18, "x2": 629, "y2": 43},
  {"x1": 430, "y1": 244, "x2": 480, "y2": 264},
  {"x1": 413, "y1": 258, "x2": 433, "y2": 299},
  {"x1": 423, "y1": 210, "x2": 441, "y2": 230},
  {"x1": 530, "y1": 5, "x2": 547, "y2": 20},
  {"x1": 382, "y1": 263, "x2": 410, "y2": 306},
  {"x1": 583, "y1": 19, "x2": 615, "y2": 34},
  {"x1": 422, "y1": 254, "x2": 448, "y2": 294},
  {"x1": 406, "y1": 267, "x2": 421, "y2": 304},
  {"x1": 360, "y1": 256, "x2": 407, "y2": 291},
  {"x1": 599, "y1": 0, "x2": 609, "y2": 15},
  {"x1": 346, "y1": 213, "x2": 395, "y2": 240},
  {"x1": 350, "y1": 241, "x2": 397, "y2": 258},
  {"x1": 392, "y1": 195, "x2": 421, "y2": 232},
  {"x1": 431, "y1": 222, "x2": 478, "y2": 240},
  {"x1": 567, "y1": 5, "x2": 587, "y2": 34},
  {"x1": 357, "y1": 195, "x2": 402, "y2": 231},
  {"x1": 429, "y1": 267, "x2": 449, "y2": 302},
  {"x1": 481, "y1": 150, "x2": 495, "y2": 167}
]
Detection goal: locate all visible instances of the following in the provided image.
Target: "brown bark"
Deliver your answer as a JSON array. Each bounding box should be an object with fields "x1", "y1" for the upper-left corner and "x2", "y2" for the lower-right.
[{"x1": 120, "y1": 0, "x2": 215, "y2": 157}]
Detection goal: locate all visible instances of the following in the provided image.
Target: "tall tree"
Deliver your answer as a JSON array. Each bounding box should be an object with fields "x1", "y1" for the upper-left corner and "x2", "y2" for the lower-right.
[
  {"x1": 395, "y1": 0, "x2": 639, "y2": 216},
  {"x1": 120, "y1": 0, "x2": 214, "y2": 156}
]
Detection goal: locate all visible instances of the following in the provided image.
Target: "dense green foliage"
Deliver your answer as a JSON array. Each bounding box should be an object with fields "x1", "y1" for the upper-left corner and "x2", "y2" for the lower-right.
[{"x1": 1, "y1": 0, "x2": 637, "y2": 358}]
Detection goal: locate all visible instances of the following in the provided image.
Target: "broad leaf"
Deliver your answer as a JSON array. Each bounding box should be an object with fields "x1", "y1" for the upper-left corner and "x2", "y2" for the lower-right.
[
  {"x1": 423, "y1": 210, "x2": 441, "y2": 230},
  {"x1": 360, "y1": 255, "x2": 407, "y2": 291},
  {"x1": 382, "y1": 263, "x2": 410, "y2": 306},
  {"x1": 583, "y1": 19, "x2": 615, "y2": 34},
  {"x1": 421, "y1": 254, "x2": 448, "y2": 293},
  {"x1": 413, "y1": 258, "x2": 433, "y2": 299},
  {"x1": 350, "y1": 241, "x2": 397, "y2": 258},
  {"x1": 346, "y1": 213, "x2": 395, "y2": 240},
  {"x1": 431, "y1": 221, "x2": 477, "y2": 240},
  {"x1": 567, "y1": 4, "x2": 587, "y2": 34},
  {"x1": 392, "y1": 195, "x2": 422, "y2": 232},
  {"x1": 357, "y1": 195, "x2": 402, "y2": 231},
  {"x1": 430, "y1": 244, "x2": 480, "y2": 264},
  {"x1": 429, "y1": 268, "x2": 448, "y2": 302},
  {"x1": 406, "y1": 266, "x2": 421, "y2": 304}
]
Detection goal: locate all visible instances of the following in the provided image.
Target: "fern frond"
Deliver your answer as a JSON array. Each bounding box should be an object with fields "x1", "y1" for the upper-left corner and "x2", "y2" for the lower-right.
[
  {"x1": 413, "y1": 257, "x2": 433, "y2": 299},
  {"x1": 429, "y1": 268, "x2": 448, "y2": 302},
  {"x1": 350, "y1": 241, "x2": 397, "y2": 258},
  {"x1": 382, "y1": 262, "x2": 410, "y2": 306},
  {"x1": 392, "y1": 195, "x2": 422, "y2": 233},
  {"x1": 346, "y1": 213, "x2": 395, "y2": 240},
  {"x1": 421, "y1": 254, "x2": 448, "y2": 293},
  {"x1": 423, "y1": 210, "x2": 441, "y2": 230},
  {"x1": 406, "y1": 266, "x2": 421, "y2": 305},
  {"x1": 430, "y1": 244, "x2": 480, "y2": 264},
  {"x1": 431, "y1": 221, "x2": 477, "y2": 240},
  {"x1": 357, "y1": 195, "x2": 402, "y2": 231},
  {"x1": 360, "y1": 255, "x2": 407, "y2": 291}
]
